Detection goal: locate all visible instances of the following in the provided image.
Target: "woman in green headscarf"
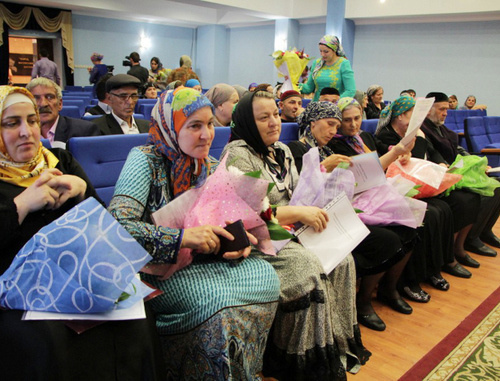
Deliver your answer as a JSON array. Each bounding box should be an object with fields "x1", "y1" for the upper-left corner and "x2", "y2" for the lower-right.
[{"x1": 301, "y1": 35, "x2": 356, "y2": 101}]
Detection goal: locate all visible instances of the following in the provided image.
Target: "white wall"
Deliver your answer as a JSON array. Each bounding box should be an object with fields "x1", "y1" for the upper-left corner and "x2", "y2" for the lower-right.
[{"x1": 353, "y1": 20, "x2": 500, "y2": 115}]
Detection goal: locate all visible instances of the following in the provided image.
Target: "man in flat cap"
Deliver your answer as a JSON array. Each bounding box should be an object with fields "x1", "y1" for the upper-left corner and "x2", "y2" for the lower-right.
[
  {"x1": 126, "y1": 52, "x2": 149, "y2": 88},
  {"x1": 26, "y1": 77, "x2": 101, "y2": 147},
  {"x1": 93, "y1": 74, "x2": 150, "y2": 135},
  {"x1": 279, "y1": 90, "x2": 304, "y2": 123},
  {"x1": 421, "y1": 92, "x2": 500, "y2": 258}
]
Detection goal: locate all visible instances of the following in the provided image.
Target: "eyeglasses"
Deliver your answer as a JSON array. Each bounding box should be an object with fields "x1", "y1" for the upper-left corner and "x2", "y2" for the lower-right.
[{"x1": 109, "y1": 92, "x2": 140, "y2": 102}]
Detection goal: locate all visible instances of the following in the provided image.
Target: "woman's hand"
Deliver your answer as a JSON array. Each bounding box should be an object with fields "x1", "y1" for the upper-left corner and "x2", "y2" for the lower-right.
[
  {"x1": 45, "y1": 174, "x2": 87, "y2": 209},
  {"x1": 13, "y1": 168, "x2": 63, "y2": 223},
  {"x1": 222, "y1": 230, "x2": 258, "y2": 260},
  {"x1": 321, "y1": 154, "x2": 352, "y2": 172},
  {"x1": 296, "y1": 206, "x2": 329, "y2": 232},
  {"x1": 392, "y1": 137, "x2": 416, "y2": 157},
  {"x1": 398, "y1": 152, "x2": 412, "y2": 165}
]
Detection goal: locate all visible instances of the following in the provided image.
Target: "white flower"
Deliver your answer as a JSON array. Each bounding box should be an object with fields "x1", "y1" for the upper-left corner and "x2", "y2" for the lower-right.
[
  {"x1": 228, "y1": 165, "x2": 245, "y2": 176},
  {"x1": 261, "y1": 196, "x2": 270, "y2": 212}
]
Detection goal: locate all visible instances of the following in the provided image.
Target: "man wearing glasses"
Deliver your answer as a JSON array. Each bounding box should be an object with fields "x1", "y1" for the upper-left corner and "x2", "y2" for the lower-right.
[{"x1": 94, "y1": 74, "x2": 150, "y2": 135}]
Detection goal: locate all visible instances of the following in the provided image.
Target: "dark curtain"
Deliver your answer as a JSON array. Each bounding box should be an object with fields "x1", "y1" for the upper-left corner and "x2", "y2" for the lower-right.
[{"x1": 1, "y1": 2, "x2": 74, "y2": 86}]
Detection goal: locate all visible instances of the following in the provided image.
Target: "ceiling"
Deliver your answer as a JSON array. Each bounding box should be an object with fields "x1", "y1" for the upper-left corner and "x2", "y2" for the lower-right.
[{"x1": 6, "y1": 0, "x2": 500, "y2": 28}]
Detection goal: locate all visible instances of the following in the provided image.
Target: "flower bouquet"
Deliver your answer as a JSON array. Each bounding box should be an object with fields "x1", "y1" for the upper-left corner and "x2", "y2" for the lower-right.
[
  {"x1": 147, "y1": 155, "x2": 293, "y2": 280},
  {"x1": 0, "y1": 198, "x2": 154, "y2": 313},
  {"x1": 272, "y1": 48, "x2": 311, "y2": 92}
]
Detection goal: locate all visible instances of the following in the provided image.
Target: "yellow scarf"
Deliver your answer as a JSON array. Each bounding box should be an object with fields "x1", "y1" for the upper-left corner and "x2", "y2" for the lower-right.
[{"x1": 0, "y1": 86, "x2": 59, "y2": 187}]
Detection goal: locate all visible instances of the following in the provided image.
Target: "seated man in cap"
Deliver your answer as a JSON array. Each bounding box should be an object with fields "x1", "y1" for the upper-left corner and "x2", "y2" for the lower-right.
[
  {"x1": 422, "y1": 92, "x2": 500, "y2": 257},
  {"x1": 318, "y1": 87, "x2": 340, "y2": 104},
  {"x1": 26, "y1": 77, "x2": 101, "y2": 147},
  {"x1": 126, "y1": 52, "x2": 149, "y2": 88},
  {"x1": 93, "y1": 74, "x2": 150, "y2": 135},
  {"x1": 279, "y1": 90, "x2": 304, "y2": 123},
  {"x1": 84, "y1": 73, "x2": 113, "y2": 116}
]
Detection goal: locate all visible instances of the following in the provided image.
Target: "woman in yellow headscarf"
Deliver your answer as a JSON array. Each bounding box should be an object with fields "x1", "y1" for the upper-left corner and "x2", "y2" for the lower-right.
[{"x1": 0, "y1": 85, "x2": 164, "y2": 380}]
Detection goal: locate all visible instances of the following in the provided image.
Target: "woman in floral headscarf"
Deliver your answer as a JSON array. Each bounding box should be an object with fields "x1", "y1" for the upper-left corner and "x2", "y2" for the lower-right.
[
  {"x1": 108, "y1": 87, "x2": 280, "y2": 379},
  {"x1": 290, "y1": 100, "x2": 417, "y2": 332},
  {"x1": 0, "y1": 86, "x2": 165, "y2": 380},
  {"x1": 301, "y1": 35, "x2": 356, "y2": 101}
]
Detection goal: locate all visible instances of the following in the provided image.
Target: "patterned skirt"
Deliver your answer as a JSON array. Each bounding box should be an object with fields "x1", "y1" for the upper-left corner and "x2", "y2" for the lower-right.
[{"x1": 142, "y1": 254, "x2": 280, "y2": 380}]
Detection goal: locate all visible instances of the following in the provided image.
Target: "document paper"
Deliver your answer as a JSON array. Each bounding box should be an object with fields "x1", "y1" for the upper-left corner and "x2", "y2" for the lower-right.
[
  {"x1": 349, "y1": 151, "x2": 386, "y2": 194},
  {"x1": 295, "y1": 192, "x2": 370, "y2": 274}
]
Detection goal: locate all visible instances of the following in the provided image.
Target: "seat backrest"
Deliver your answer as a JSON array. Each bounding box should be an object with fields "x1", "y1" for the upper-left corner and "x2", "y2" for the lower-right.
[
  {"x1": 464, "y1": 117, "x2": 489, "y2": 153},
  {"x1": 280, "y1": 123, "x2": 300, "y2": 144},
  {"x1": 61, "y1": 99, "x2": 85, "y2": 116},
  {"x1": 67, "y1": 134, "x2": 149, "y2": 206},
  {"x1": 41, "y1": 138, "x2": 51, "y2": 148},
  {"x1": 82, "y1": 114, "x2": 103, "y2": 121},
  {"x1": 361, "y1": 119, "x2": 378, "y2": 135},
  {"x1": 302, "y1": 99, "x2": 311, "y2": 108},
  {"x1": 135, "y1": 98, "x2": 158, "y2": 113},
  {"x1": 453, "y1": 110, "x2": 469, "y2": 132},
  {"x1": 210, "y1": 127, "x2": 231, "y2": 160},
  {"x1": 139, "y1": 104, "x2": 155, "y2": 121},
  {"x1": 59, "y1": 105, "x2": 81, "y2": 119},
  {"x1": 64, "y1": 85, "x2": 83, "y2": 92},
  {"x1": 445, "y1": 109, "x2": 456, "y2": 126},
  {"x1": 484, "y1": 116, "x2": 500, "y2": 143}
]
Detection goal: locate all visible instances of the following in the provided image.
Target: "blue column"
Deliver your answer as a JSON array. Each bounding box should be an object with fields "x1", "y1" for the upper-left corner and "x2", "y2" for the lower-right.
[
  {"x1": 195, "y1": 25, "x2": 228, "y2": 87},
  {"x1": 325, "y1": 0, "x2": 355, "y2": 64}
]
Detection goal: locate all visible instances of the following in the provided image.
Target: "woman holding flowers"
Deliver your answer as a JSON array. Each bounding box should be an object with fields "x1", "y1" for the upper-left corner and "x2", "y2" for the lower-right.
[
  {"x1": 0, "y1": 86, "x2": 164, "y2": 380},
  {"x1": 108, "y1": 87, "x2": 280, "y2": 380},
  {"x1": 222, "y1": 90, "x2": 371, "y2": 380},
  {"x1": 301, "y1": 35, "x2": 356, "y2": 101}
]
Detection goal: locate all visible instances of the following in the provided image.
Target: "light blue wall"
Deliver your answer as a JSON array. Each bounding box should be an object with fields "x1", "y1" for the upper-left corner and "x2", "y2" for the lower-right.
[
  {"x1": 72, "y1": 14, "x2": 195, "y2": 86},
  {"x1": 227, "y1": 24, "x2": 276, "y2": 87},
  {"x1": 353, "y1": 20, "x2": 500, "y2": 116},
  {"x1": 196, "y1": 25, "x2": 228, "y2": 88}
]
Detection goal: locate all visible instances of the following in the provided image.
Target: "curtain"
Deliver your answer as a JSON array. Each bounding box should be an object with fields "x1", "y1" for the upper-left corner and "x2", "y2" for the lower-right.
[{"x1": 0, "y1": 3, "x2": 74, "y2": 85}]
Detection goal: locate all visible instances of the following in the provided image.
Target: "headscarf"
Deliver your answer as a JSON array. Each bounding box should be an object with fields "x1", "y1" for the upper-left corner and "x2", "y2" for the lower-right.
[
  {"x1": 313, "y1": 35, "x2": 346, "y2": 79},
  {"x1": 232, "y1": 85, "x2": 248, "y2": 99},
  {"x1": 231, "y1": 92, "x2": 292, "y2": 194},
  {"x1": 297, "y1": 101, "x2": 342, "y2": 160},
  {"x1": 367, "y1": 84, "x2": 383, "y2": 99},
  {"x1": 147, "y1": 87, "x2": 214, "y2": 197},
  {"x1": 185, "y1": 79, "x2": 200, "y2": 88},
  {"x1": 90, "y1": 52, "x2": 103, "y2": 62},
  {"x1": 335, "y1": 97, "x2": 369, "y2": 154},
  {"x1": 375, "y1": 95, "x2": 416, "y2": 135},
  {"x1": 0, "y1": 86, "x2": 58, "y2": 187},
  {"x1": 150, "y1": 57, "x2": 163, "y2": 73},
  {"x1": 205, "y1": 83, "x2": 237, "y2": 107},
  {"x1": 463, "y1": 94, "x2": 476, "y2": 109},
  {"x1": 180, "y1": 55, "x2": 192, "y2": 68}
]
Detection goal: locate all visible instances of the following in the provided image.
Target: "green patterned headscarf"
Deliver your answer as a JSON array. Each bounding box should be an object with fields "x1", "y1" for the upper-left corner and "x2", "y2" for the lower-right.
[
  {"x1": 375, "y1": 95, "x2": 415, "y2": 134},
  {"x1": 337, "y1": 97, "x2": 361, "y2": 113},
  {"x1": 319, "y1": 35, "x2": 346, "y2": 58}
]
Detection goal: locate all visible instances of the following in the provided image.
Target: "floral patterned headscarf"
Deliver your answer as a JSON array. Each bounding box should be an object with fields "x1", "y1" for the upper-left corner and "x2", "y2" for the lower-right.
[
  {"x1": 147, "y1": 86, "x2": 214, "y2": 196},
  {"x1": 0, "y1": 86, "x2": 58, "y2": 187},
  {"x1": 313, "y1": 35, "x2": 347, "y2": 79},
  {"x1": 335, "y1": 97, "x2": 369, "y2": 154},
  {"x1": 375, "y1": 95, "x2": 416, "y2": 135}
]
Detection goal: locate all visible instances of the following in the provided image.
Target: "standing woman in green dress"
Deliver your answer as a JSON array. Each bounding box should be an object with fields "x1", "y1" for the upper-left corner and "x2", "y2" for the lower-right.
[{"x1": 301, "y1": 35, "x2": 356, "y2": 101}]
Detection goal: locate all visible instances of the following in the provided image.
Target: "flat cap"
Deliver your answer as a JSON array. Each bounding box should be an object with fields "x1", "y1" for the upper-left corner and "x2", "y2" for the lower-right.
[{"x1": 106, "y1": 74, "x2": 141, "y2": 92}]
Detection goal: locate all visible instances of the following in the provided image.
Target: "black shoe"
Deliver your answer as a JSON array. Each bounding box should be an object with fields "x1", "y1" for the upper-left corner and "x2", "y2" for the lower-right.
[
  {"x1": 480, "y1": 233, "x2": 500, "y2": 249},
  {"x1": 442, "y1": 263, "x2": 472, "y2": 278},
  {"x1": 401, "y1": 285, "x2": 431, "y2": 303},
  {"x1": 357, "y1": 312, "x2": 386, "y2": 331},
  {"x1": 376, "y1": 292, "x2": 413, "y2": 314},
  {"x1": 428, "y1": 275, "x2": 450, "y2": 291},
  {"x1": 464, "y1": 240, "x2": 497, "y2": 257},
  {"x1": 456, "y1": 253, "x2": 480, "y2": 268}
]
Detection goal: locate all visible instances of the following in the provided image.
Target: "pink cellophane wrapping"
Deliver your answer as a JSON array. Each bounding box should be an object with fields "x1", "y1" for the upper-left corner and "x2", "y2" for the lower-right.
[
  {"x1": 289, "y1": 148, "x2": 355, "y2": 208},
  {"x1": 352, "y1": 175, "x2": 427, "y2": 228},
  {"x1": 386, "y1": 158, "x2": 462, "y2": 199},
  {"x1": 145, "y1": 155, "x2": 274, "y2": 280}
]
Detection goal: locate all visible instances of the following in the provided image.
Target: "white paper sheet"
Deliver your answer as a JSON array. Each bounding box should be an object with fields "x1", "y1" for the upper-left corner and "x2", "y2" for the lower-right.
[
  {"x1": 23, "y1": 299, "x2": 146, "y2": 321},
  {"x1": 295, "y1": 192, "x2": 370, "y2": 274},
  {"x1": 348, "y1": 152, "x2": 386, "y2": 194},
  {"x1": 400, "y1": 97, "x2": 435, "y2": 146}
]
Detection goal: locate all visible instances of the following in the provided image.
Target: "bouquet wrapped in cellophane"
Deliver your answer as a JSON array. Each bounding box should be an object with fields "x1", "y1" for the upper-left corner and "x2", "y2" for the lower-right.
[
  {"x1": 0, "y1": 198, "x2": 154, "y2": 314},
  {"x1": 147, "y1": 155, "x2": 292, "y2": 280},
  {"x1": 272, "y1": 48, "x2": 311, "y2": 92}
]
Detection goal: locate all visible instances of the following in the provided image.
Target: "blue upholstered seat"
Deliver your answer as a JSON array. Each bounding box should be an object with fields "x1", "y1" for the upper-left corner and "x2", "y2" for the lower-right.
[
  {"x1": 139, "y1": 104, "x2": 155, "y2": 121},
  {"x1": 280, "y1": 123, "x2": 300, "y2": 144},
  {"x1": 361, "y1": 119, "x2": 378, "y2": 135},
  {"x1": 464, "y1": 116, "x2": 500, "y2": 169},
  {"x1": 67, "y1": 134, "x2": 149, "y2": 206},
  {"x1": 59, "y1": 105, "x2": 82, "y2": 119},
  {"x1": 61, "y1": 99, "x2": 85, "y2": 117},
  {"x1": 210, "y1": 127, "x2": 231, "y2": 160}
]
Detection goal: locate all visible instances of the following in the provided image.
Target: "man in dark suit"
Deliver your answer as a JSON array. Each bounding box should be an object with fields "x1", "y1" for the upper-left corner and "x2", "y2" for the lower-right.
[
  {"x1": 93, "y1": 74, "x2": 150, "y2": 135},
  {"x1": 26, "y1": 77, "x2": 101, "y2": 147},
  {"x1": 126, "y1": 52, "x2": 149, "y2": 88}
]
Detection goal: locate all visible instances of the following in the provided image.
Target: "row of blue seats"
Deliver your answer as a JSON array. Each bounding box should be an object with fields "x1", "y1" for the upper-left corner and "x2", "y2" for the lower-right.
[
  {"x1": 464, "y1": 116, "x2": 500, "y2": 168},
  {"x1": 44, "y1": 123, "x2": 300, "y2": 206}
]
